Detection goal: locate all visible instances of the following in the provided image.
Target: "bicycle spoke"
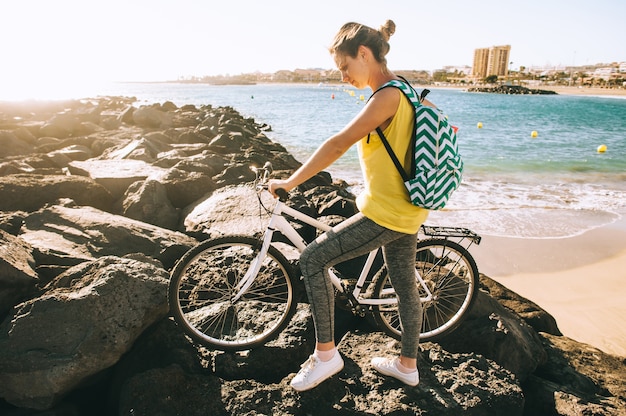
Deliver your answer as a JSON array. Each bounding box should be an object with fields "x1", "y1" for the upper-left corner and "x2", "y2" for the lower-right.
[
  {"x1": 243, "y1": 291, "x2": 289, "y2": 303},
  {"x1": 201, "y1": 307, "x2": 232, "y2": 337}
]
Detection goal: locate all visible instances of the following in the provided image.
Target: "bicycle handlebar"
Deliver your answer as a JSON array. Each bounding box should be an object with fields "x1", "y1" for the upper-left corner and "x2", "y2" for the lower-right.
[
  {"x1": 251, "y1": 162, "x2": 289, "y2": 202},
  {"x1": 275, "y1": 187, "x2": 289, "y2": 202}
]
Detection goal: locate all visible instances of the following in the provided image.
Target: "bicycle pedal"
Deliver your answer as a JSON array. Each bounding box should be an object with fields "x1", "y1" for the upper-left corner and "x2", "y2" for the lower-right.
[{"x1": 352, "y1": 304, "x2": 366, "y2": 318}]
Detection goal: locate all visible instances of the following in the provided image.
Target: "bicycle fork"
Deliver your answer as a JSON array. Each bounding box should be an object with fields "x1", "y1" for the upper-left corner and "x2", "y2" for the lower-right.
[{"x1": 231, "y1": 200, "x2": 300, "y2": 303}]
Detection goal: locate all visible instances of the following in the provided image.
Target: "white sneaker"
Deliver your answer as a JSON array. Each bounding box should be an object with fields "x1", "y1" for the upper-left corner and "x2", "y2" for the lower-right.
[
  {"x1": 290, "y1": 352, "x2": 344, "y2": 392},
  {"x1": 371, "y1": 357, "x2": 419, "y2": 386}
]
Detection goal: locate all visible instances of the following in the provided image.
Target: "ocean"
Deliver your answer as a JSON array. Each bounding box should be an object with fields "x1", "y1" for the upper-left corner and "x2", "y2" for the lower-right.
[{"x1": 8, "y1": 82, "x2": 626, "y2": 239}]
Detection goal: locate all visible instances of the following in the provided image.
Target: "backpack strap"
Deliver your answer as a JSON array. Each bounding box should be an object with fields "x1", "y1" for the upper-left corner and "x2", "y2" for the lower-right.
[
  {"x1": 376, "y1": 126, "x2": 410, "y2": 182},
  {"x1": 368, "y1": 77, "x2": 424, "y2": 182},
  {"x1": 398, "y1": 75, "x2": 430, "y2": 104}
]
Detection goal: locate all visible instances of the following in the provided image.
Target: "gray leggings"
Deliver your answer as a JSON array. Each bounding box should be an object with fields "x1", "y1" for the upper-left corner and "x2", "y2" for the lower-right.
[{"x1": 299, "y1": 213, "x2": 422, "y2": 359}]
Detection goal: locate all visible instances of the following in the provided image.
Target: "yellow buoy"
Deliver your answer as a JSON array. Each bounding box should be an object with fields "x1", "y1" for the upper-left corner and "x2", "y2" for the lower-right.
[
  {"x1": 359, "y1": 94, "x2": 365, "y2": 101},
  {"x1": 597, "y1": 144, "x2": 607, "y2": 153},
  {"x1": 477, "y1": 122, "x2": 483, "y2": 129},
  {"x1": 531, "y1": 130, "x2": 538, "y2": 138}
]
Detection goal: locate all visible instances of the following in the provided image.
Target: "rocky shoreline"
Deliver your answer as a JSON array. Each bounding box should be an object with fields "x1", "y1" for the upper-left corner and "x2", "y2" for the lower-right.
[{"x1": 0, "y1": 97, "x2": 623, "y2": 415}]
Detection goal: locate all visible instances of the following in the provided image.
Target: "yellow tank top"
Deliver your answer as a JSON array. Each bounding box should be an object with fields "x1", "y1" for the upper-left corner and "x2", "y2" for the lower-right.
[{"x1": 356, "y1": 88, "x2": 429, "y2": 234}]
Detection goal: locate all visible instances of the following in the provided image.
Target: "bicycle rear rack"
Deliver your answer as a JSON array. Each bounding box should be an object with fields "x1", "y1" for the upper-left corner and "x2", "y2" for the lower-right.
[{"x1": 420, "y1": 225, "x2": 482, "y2": 245}]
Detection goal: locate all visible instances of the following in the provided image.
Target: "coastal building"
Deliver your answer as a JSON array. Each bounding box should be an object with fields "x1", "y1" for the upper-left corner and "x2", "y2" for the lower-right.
[
  {"x1": 472, "y1": 45, "x2": 511, "y2": 78},
  {"x1": 593, "y1": 67, "x2": 616, "y2": 81}
]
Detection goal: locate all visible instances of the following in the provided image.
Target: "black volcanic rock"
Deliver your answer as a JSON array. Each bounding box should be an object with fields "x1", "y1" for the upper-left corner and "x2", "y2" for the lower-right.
[
  {"x1": 0, "y1": 96, "x2": 623, "y2": 416},
  {"x1": 468, "y1": 85, "x2": 558, "y2": 95}
]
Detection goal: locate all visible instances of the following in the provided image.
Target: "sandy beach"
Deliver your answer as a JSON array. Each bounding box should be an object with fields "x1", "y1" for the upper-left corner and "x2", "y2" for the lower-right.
[
  {"x1": 428, "y1": 84, "x2": 626, "y2": 98},
  {"x1": 471, "y1": 215, "x2": 626, "y2": 357},
  {"x1": 546, "y1": 85, "x2": 626, "y2": 97}
]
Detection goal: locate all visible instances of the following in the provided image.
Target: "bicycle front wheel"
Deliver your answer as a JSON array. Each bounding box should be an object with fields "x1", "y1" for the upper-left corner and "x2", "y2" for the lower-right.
[
  {"x1": 168, "y1": 235, "x2": 297, "y2": 351},
  {"x1": 372, "y1": 239, "x2": 479, "y2": 342}
]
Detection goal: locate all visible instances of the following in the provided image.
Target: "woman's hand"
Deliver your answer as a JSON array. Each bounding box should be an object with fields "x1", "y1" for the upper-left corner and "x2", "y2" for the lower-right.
[{"x1": 268, "y1": 179, "x2": 294, "y2": 199}]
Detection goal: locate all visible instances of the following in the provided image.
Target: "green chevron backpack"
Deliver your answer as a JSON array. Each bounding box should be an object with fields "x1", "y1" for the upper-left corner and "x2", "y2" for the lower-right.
[{"x1": 371, "y1": 77, "x2": 463, "y2": 210}]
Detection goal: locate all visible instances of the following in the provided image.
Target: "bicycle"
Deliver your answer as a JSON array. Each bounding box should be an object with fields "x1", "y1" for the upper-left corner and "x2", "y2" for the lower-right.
[{"x1": 168, "y1": 163, "x2": 481, "y2": 352}]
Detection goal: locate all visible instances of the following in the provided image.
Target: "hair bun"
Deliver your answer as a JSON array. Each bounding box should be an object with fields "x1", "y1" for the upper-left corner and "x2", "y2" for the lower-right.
[{"x1": 379, "y1": 20, "x2": 396, "y2": 41}]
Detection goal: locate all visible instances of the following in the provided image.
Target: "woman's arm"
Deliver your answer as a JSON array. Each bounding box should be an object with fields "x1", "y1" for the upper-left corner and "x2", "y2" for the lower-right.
[{"x1": 268, "y1": 87, "x2": 400, "y2": 196}]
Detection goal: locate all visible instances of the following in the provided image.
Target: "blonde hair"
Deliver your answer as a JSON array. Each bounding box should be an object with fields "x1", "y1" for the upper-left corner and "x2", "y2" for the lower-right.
[{"x1": 329, "y1": 20, "x2": 396, "y2": 66}]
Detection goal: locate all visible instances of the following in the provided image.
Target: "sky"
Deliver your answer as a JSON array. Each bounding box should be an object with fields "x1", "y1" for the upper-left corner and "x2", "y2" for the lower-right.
[{"x1": 1, "y1": 0, "x2": 624, "y2": 97}]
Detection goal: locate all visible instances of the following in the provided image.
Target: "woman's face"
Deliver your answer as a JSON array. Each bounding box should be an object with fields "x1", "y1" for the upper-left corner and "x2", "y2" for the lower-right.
[{"x1": 333, "y1": 51, "x2": 368, "y2": 89}]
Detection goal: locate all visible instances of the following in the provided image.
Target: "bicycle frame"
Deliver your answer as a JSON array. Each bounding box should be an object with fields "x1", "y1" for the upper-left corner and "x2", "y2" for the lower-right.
[{"x1": 233, "y1": 190, "x2": 434, "y2": 308}]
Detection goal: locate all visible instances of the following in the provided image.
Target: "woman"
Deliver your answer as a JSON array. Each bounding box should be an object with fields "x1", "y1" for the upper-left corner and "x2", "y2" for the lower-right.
[{"x1": 269, "y1": 20, "x2": 429, "y2": 391}]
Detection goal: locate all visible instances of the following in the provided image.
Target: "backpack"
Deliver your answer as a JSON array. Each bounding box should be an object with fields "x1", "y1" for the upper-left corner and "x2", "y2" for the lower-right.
[{"x1": 370, "y1": 77, "x2": 463, "y2": 210}]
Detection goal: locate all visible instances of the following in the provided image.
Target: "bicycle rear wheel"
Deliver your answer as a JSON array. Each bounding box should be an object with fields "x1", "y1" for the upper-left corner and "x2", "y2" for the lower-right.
[
  {"x1": 372, "y1": 239, "x2": 479, "y2": 342},
  {"x1": 168, "y1": 235, "x2": 297, "y2": 351}
]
